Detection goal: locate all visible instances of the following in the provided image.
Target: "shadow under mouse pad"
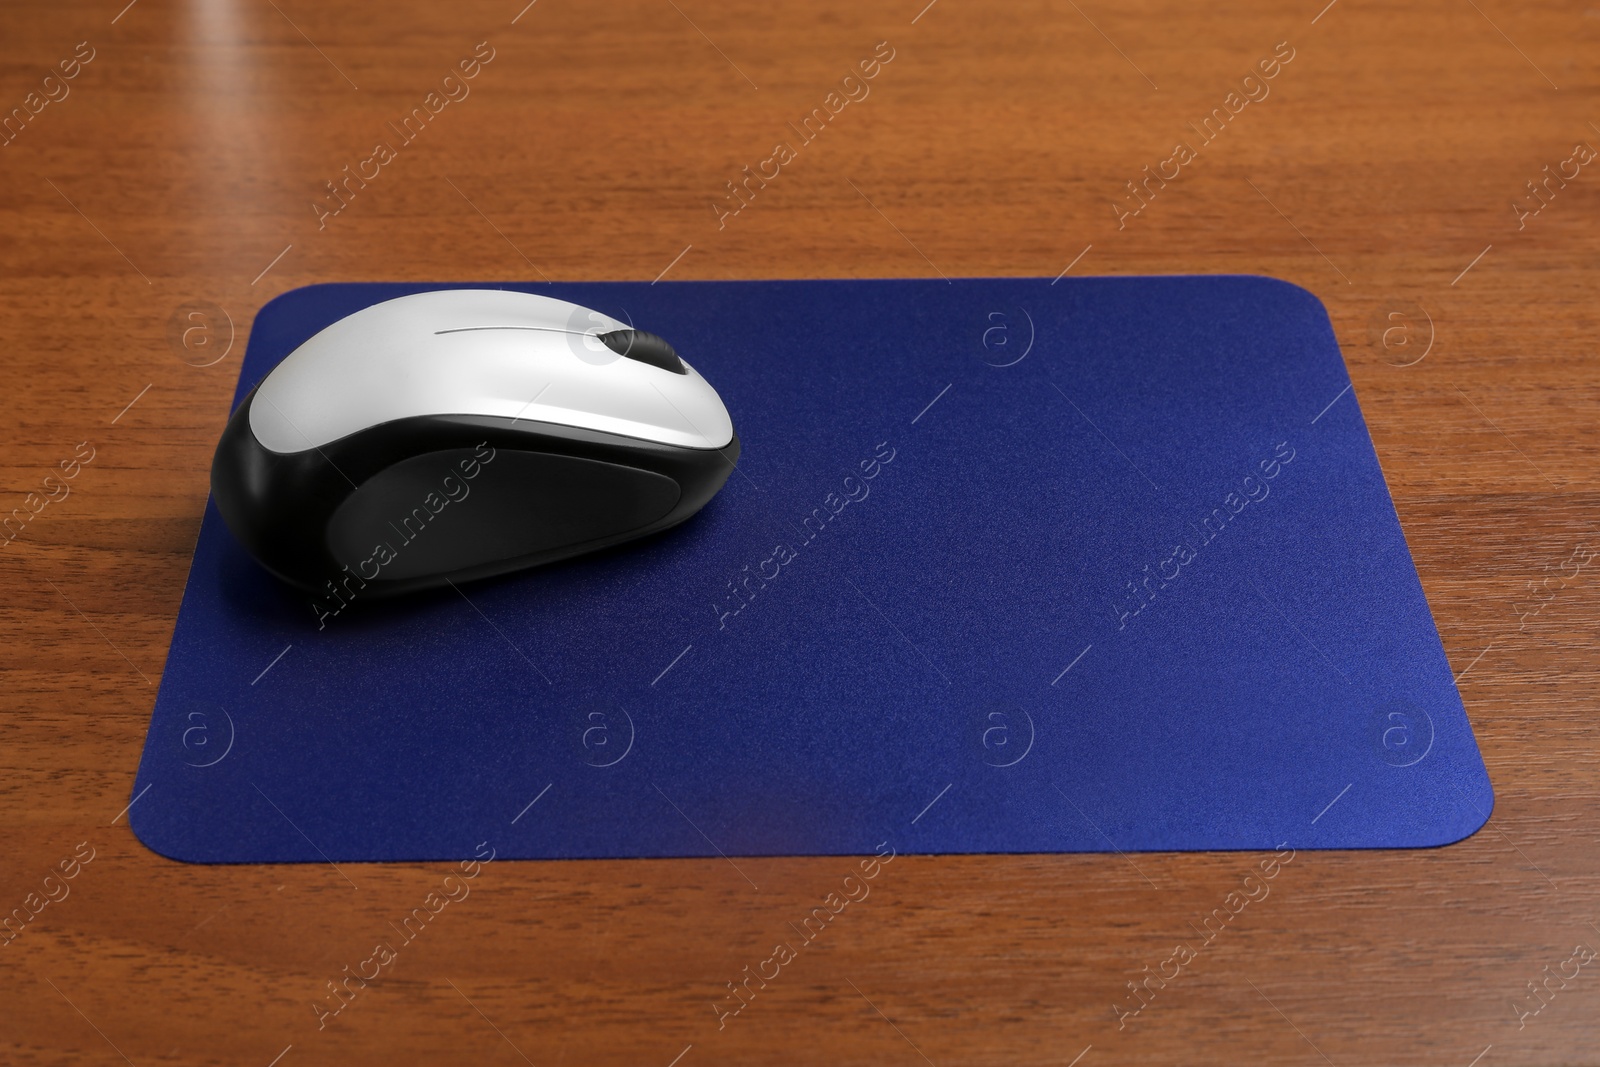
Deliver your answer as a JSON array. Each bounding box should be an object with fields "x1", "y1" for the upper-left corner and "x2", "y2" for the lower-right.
[{"x1": 131, "y1": 276, "x2": 1493, "y2": 862}]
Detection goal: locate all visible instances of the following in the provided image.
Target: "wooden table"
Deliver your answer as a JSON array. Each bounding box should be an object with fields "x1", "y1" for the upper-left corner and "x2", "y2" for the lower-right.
[{"x1": 3, "y1": 0, "x2": 1596, "y2": 1062}]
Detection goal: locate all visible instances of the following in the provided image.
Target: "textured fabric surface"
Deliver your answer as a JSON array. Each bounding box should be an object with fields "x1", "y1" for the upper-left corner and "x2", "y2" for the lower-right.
[{"x1": 130, "y1": 277, "x2": 1492, "y2": 862}]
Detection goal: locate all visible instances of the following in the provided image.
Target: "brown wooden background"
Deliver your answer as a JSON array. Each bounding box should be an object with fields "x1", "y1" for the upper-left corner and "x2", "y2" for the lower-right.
[{"x1": 3, "y1": 0, "x2": 1598, "y2": 1063}]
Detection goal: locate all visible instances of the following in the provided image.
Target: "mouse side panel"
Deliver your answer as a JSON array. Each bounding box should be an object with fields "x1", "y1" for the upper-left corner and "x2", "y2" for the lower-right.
[
  {"x1": 210, "y1": 394, "x2": 739, "y2": 597},
  {"x1": 326, "y1": 448, "x2": 682, "y2": 581}
]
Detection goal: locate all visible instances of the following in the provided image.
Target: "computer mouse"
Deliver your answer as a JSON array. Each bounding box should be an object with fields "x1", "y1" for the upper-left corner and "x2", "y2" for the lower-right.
[{"x1": 210, "y1": 288, "x2": 739, "y2": 601}]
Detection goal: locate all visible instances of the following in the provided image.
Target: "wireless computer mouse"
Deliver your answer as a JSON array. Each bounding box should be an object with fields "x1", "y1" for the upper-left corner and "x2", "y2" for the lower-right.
[{"x1": 210, "y1": 289, "x2": 739, "y2": 600}]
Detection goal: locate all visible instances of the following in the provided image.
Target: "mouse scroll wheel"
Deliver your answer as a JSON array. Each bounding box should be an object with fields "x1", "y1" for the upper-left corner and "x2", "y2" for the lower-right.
[{"x1": 596, "y1": 329, "x2": 687, "y2": 374}]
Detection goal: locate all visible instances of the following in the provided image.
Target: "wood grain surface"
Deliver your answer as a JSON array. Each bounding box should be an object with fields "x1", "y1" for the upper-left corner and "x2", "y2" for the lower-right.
[{"x1": 3, "y1": 0, "x2": 1598, "y2": 1063}]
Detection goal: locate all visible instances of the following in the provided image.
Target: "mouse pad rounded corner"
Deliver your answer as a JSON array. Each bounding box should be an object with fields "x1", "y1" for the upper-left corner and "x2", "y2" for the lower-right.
[{"x1": 129, "y1": 275, "x2": 1494, "y2": 864}]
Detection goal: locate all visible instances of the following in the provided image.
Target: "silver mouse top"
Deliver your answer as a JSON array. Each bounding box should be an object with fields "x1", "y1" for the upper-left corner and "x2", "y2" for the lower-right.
[{"x1": 248, "y1": 289, "x2": 735, "y2": 454}]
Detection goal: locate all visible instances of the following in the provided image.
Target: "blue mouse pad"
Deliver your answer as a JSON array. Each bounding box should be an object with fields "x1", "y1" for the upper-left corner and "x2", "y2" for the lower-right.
[{"x1": 130, "y1": 277, "x2": 1493, "y2": 862}]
